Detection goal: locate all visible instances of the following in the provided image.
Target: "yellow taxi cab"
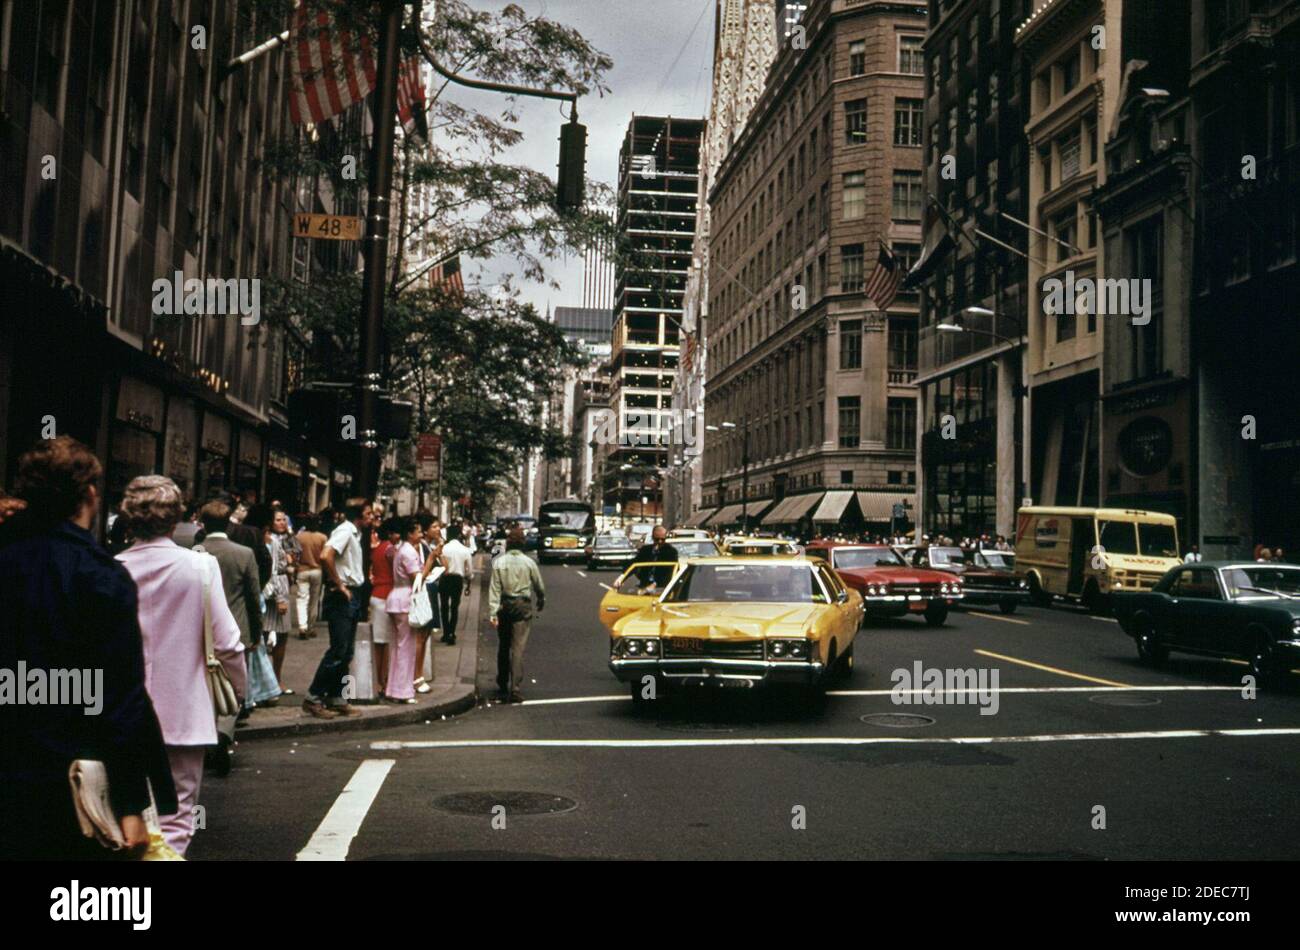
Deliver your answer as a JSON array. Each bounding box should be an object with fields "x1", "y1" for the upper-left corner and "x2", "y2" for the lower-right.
[
  {"x1": 598, "y1": 560, "x2": 683, "y2": 632},
  {"x1": 719, "y1": 535, "x2": 801, "y2": 557},
  {"x1": 605, "y1": 556, "x2": 865, "y2": 704}
]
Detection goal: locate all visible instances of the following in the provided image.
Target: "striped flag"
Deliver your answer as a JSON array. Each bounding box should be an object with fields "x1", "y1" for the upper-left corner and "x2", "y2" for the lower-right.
[
  {"x1": 863, "y1": 242, "x2": 901, "y2": 313},
  {"x1": 427, "y1": 254, "x2": 464, "y2": 300},
  {"x1": 396, "y1": 56, "x2": 428, "y2": 144},
  {"x1": 287, "y1": 2, "x2": 377, "y2": 126}
]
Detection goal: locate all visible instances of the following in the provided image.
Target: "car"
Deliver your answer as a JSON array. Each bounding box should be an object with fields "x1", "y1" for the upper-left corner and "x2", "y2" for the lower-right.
[
  {"x1": 626, "y1": 523, "x2": 656, "y2": 546},
  {"x1": 606, "y1": 556, "x2": 865, "y2": 703},
  {"x1": 670, "y1": 538, "x2": 722, "y2": 560},
  {"x1": 669, "y1": 528, "x2": 713, "y2": 541},
  {"x1": 720, "y1": 536, "x2": 801, "y2": 556},
  {"x1": 804, "y1": 541, "x2": 962, "y2": 627},
  {"x1": 1111, "y1": 561, "x2": 1300, "y2": 682},
  {"x1": 585, "y1": 533, "x2": 638, "y2": 571},
  {"x1": 898, "y1": 544, "x2": 1030, "y2": 614},
  {"x1": 597, "y1": 560, "x2": 684, "y2": 632}
]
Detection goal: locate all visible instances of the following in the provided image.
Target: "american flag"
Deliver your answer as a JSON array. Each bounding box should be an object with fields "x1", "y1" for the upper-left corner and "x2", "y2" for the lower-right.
[
  {"x1": 863, "y1": 242, "x2": 901, "y2": 313},
  {"x1": 427, "y1": 254, "x2": 464, "y2": 300},
  {"x1": 396, "y1": 56, "x2": 428, "y2": 144},
  {"x1": 288, "y1": 3, "x2": 377, "y2": 126}
]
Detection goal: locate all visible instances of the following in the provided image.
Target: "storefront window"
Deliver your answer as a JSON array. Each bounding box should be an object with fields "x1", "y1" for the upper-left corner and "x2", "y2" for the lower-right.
[{"x1": 163, "y1": 398, "x2": 199, "y2": 502}]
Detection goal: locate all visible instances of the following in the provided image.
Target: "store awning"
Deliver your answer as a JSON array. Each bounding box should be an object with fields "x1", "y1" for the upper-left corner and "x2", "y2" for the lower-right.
[
  {"x1": 811, "y1": 490, "x2": 854, "y2": 523},
  {"x1": 682, "y1": 507, "x2": 716, "y2": 527},
  {"x1": 762, "y1": 492, "x2": 824, "y2": 525},
  {"x1": 706, "y1": 503, "x2": 743, "y2": 527},
  {"x1": 856, "y1": 491, "x2": 917, "y2": 522}
]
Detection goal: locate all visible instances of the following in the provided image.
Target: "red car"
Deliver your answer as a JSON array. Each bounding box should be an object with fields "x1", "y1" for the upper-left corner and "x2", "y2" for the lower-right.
[{"x1": 804, "y1": 542, "x2": 963, "y2": 627}]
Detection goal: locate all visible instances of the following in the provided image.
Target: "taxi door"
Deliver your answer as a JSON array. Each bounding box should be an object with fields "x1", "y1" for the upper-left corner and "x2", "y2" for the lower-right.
[{"x1": 598, "y1": 561, "x2": 681, "y2": 632}]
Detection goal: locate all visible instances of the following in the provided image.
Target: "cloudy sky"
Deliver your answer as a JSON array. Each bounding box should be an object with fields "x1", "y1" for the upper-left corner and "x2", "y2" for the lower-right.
[{"x1": 446, "y1": 0, "x2": 717, "y2": 315}]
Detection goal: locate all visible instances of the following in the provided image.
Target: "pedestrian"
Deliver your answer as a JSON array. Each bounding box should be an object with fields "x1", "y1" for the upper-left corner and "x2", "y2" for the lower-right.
[
  {"x1": 224, "y1": 492, "x2": 272, "y2": 588},
  {"x1": 195, "y1": 499, "x2": 264, "y2": 718},
  {"x1": 440, "y1": 521, "x2": 475, "y2": 646},
  {"x1": 369, "y1": 518, "x2": 401, "y2": 697},
  {"x1": 246, "y1": 505, "x2": 294, "y2": 700},
  {"x1": 116, "y1": 475, "x2": 247, "y2": 856},
  {"x1": 1274, "y1": 547, "x2": 1288, "y2": 564},
  {"x1": 0, "y1": 438, "x2": 177, "y2": 860},
  {"x1": 1183, "y1": 544, "x2": 1202, "y2": 563},
  {"x1": 1255, "y1": 545, "x2": 1273, "y2": 562},
  {"x1": 295, "y1": 513, "x2": 327, "y2": 639},
  {"x1": 172, "y1": 503, "x2": 203, "y2": 549},
  {"x1": 304, "y1": 498, "x2": 372, "y2": 719},
  {"x1": 633, "y1": 525, "x2": 679, "y2": 590},
  {"x1": 488, "y1": 526, "x2": 546, "y2": 704},
  {"x1": 385, "y1": 517, "x2": 433, "y2": 704},
  {"x1": 412, "y1": 512, "x2": 446, "y2": 693}
]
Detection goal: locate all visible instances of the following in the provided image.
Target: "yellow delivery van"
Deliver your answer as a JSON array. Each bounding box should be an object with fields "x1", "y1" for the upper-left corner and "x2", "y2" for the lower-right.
[{"x1": 1014, "y1": 507, "x2": 1181, "y2": 611}]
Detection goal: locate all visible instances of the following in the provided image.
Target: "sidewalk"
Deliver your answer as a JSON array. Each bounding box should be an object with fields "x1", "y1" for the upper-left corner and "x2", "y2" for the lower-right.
[{"x1": 235, "y1": 555, "x2": 487, "y2": 740}]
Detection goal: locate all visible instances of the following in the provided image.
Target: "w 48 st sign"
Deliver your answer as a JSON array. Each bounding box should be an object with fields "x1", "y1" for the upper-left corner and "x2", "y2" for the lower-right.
[{"x1": 293, "y1": 212, "x2": 362, "y2": 241}]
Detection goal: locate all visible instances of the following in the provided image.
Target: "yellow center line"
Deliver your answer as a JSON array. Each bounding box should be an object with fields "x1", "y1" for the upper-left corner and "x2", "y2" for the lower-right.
[
  {"x1": 966, "y1": 610, "x2": 1031, "y2": 625},
  {"x1": 974, "y1": 648, "x2": 1133, "y2": 688}
]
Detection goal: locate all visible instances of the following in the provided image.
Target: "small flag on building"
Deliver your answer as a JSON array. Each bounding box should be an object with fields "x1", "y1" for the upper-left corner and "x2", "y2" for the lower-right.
[
  {"x1": 287, "y1": 2, "x2": 377, "y2": 126},
  {"x1": 396, "y1": 56, "x2": 429, "y2": 144},
  {"x1": 427, "y1": 253, "x2": 465, "y2": 301},
  {"x1": 863, "y1": 241, "x2": 901, "y2": 313}
]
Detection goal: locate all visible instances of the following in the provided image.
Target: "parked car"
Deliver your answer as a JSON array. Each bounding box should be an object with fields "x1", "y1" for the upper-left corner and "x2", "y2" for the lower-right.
[
  {"x1": 586, "y1": 533, "x2": 638, "y2": 571},
  {"x1": 720, "y1": 536, "x2": 800, "y2": 556},
  {"x1": 605, "y1": 557, "x2": 864, "y2": 703},
  {"x1": 804, "y1": 541, "x2": 962, "y2": 627},
  {"x1": 897, "y1": 545, "x2": 1029, "y2": 614},
  {"x1": 1112, "y1": 561, "x2": 1300, "y2": 682}
]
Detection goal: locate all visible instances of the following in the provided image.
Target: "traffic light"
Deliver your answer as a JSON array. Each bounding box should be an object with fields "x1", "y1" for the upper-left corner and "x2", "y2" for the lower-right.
[{"x1": 555, "y1": 117, "x2": 587, "y2": 214}]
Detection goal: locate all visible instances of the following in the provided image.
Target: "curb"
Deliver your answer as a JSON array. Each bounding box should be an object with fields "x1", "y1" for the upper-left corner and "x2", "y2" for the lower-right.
[{"x1": 234, "y1": 552, "x2": 488, "y2": 742}]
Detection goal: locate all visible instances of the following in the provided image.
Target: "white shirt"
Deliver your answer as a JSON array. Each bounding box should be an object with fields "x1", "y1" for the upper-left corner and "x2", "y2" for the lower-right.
[
  {"x1": 1183, "y1": 552, "x2": 1202, "y2": 563},
  {"x1": 325, "y1": 519, "x2": 365, "y2": 586},
  {"x1": 443, "y1": 539, "x2": 474, "y2": 579}
]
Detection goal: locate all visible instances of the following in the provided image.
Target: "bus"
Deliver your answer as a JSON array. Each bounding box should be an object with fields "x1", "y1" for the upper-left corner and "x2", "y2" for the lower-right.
[
  {"x1": 1015, "y1": 506, "x2": 1181, "y2": 611},
  {"x1": 537, "y1": 498, "x2": 596, "y2": 563}
]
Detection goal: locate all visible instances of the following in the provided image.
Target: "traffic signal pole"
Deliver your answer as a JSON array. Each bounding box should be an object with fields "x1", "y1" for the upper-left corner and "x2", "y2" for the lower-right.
[{"x1": 355, "y1": 0, "x2": 404, "y2": 500}]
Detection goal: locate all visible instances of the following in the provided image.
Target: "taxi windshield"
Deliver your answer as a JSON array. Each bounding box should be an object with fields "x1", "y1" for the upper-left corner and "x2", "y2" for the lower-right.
[
  {"x1": 832, "y1": 548, "x2": 904, "y2": 569},
  {"x1": 663, "y1": 563, "x2": 821, "y2": 603},
  {"x1": 674, "y1": 540, "x2": 721, "y2": 558}
]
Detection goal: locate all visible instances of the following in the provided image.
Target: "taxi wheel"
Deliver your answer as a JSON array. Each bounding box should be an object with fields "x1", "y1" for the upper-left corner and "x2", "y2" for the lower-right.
[
  {"x1": 835, "y1": 643, "x2": 855, "y2": 681},
  {"x1": 1134, "y1": 617, "x2": 1168, "y2": 665},
  {"x1": 1248, "y1": 630, "x2": 1276, "y2": 685},
  {"x1": 998, "y1": 599, "x2": 1018, "y2": 615},
  {"x1": 923, "y1": 604, "x2": 949, "y2": 627}
]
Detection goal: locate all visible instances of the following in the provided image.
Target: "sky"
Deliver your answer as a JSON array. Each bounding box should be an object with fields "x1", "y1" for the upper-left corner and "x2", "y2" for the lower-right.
[{"x1": 445, "y1": 0, "x2": 717, "y2": 317}]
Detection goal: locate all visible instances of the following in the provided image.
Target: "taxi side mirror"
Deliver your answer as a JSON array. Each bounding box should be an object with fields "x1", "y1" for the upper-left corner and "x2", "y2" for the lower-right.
[{"x1": 836, "y1": 590, "x2": 849, "y2": 604}]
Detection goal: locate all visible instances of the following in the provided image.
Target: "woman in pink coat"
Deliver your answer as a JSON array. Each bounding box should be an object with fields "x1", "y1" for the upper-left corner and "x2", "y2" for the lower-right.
[
  {"x1": 116, "y1": 476, "x2": 247, "y2": 855},
  {"x1": 384, "y1": 518, "x2": 431, "y2": 703}
]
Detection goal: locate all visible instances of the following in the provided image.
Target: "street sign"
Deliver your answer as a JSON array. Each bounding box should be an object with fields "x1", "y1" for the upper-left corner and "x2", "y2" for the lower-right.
[
  {"x1": 293, "y1": 212, "x2": 362, "y2": 242},
  {"x1": 416, "y1": 433, "x2": 442, "y2": 482}
]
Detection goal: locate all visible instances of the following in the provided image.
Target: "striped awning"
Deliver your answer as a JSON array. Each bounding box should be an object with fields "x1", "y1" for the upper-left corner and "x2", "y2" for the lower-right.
[
  {"x1": 682, "y1": 507, "x2": 716, "y2": 527},
  {"x1": 811, "y1": 490, "x2": 855, "y2": 523},
  {"x1": 761, "y1": 492, "x2": 824, "y2": 525},
  {"x1": 856, "y1": 491, "x2": 917, "y2": 521},
  {"x1": 705, "y1": 503, "x2": 744, "y2": 527}
]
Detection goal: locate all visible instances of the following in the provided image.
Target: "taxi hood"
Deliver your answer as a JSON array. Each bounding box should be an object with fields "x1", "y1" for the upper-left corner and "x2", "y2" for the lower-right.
[{"x1": 638, "y1": 602, "x2": 824, "y2": 638}]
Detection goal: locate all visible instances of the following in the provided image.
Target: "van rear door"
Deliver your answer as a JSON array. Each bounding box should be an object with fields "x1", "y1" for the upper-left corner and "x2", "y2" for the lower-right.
[{"x1": 1068, "y1": 518, "x2": 1093, "y2": 595}]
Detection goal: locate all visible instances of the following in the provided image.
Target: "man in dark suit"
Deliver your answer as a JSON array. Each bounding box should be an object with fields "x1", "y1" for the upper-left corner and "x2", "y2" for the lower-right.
[
  {"x1": 215, "y1": 492, "x2": 271, "y2": 587},
  {"x1": 196, "y1": 500, "x2": 262, "y2": 650}
]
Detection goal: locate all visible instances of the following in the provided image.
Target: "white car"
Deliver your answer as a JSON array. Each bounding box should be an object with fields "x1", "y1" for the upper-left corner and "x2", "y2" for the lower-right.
[{"x1": 626, "y1": 524, "x2": 656, "y2": 546}]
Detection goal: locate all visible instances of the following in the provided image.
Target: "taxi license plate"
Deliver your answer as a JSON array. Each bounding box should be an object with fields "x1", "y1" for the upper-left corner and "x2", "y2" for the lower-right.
[
  {"x1": 908, "y1": 600, "x2": 927, "y2": 612},
  {"x1": 670, "y1": 637, "x2": 704, "y2": 653},
  {"x1": 554, "y1": 537, "x2": 578, "y2": 548}
]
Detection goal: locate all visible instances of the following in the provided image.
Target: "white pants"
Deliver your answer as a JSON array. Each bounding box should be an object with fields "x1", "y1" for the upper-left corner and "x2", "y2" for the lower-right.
[{"x1": 296, "y1": 568, "x2": 322, "y2": 632}]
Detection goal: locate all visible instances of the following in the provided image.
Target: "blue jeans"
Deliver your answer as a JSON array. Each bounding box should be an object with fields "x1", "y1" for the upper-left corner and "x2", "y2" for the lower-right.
[{"x1": 308, "y1": 586, "x2": 362, "y2": 702}]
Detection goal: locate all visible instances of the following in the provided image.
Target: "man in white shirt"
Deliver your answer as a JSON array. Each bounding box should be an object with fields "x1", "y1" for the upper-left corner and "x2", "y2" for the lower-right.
[
  {"x1": 1183, "y1": 545, "x2": 1202, "y2": 563},
  {"x1": 439, "y1": 522, "x2": 475, "y2": 645},
  {"x1": 304, "y1": 498, "x2": 373, "y2": 719}
]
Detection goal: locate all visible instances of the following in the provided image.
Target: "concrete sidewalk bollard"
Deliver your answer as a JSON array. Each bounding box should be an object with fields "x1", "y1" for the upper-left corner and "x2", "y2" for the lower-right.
[{"x1": 348, "y1": 622, "x2": 377, "y2": 702}]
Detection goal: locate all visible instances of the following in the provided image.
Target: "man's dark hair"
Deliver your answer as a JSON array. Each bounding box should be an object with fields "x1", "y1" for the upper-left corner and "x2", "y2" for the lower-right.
[
  {"x1": 14, "y1": 436, "x2": 103, "y2": 525},
  {"x1": 506, "y1": 526, "x2": 526, "y2": 550},
  {"x1": 448, "y1": 521, "x2": 463, "y2": 540},
  {"x1": 416, "y1": 510, "x2": 435, "y2": 531},
  {"x1": 344, "y1": 497, "x2": 369, "y2": 521},
  {"x1": 199, "y1": 499, "x2": 233, "y2": 534},
  {"x1": 296, "y1": 513, "x2": 316, "y2": 533},
  {"x1": 379, "y1": 517, "x2": 402, "y2": 539},
  {"x1": 243, "y1": 503, "x2": 274, "y2": 530}
]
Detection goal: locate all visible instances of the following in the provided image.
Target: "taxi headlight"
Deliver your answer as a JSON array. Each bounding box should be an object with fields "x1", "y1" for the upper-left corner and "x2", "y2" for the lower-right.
[
  {"x1": 768, "y1": 639, "x2": 811, "y2": 661},
  {"x1": 1019, "y1": 579, "x2": 1028, "y2": 589},
  {"x1": 543, "y1": 537, "x2": 553, "y2": 547}
]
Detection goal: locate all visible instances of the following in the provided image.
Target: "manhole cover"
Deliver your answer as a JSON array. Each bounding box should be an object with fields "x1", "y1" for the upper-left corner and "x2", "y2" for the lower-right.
[
  {"x1": 1089, "y1": 694, "x2": 1161, "y2": 707},
  {"x1": 433, "y1": 791, "x2": 577, "y2": 816},
  {"x1": 861, "y1": 713, "x2": 936, "y2": 727}
]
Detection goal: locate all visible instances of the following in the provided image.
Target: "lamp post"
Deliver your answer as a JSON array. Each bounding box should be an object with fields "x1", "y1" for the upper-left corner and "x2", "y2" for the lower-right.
[{"x1": 707, "y1": 418, "x2": 749, "y2": 533}]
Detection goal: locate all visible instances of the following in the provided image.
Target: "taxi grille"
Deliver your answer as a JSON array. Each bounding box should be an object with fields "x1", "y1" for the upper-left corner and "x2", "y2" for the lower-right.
[
  {"x1": 890, "y1": 583, "x2": 942, "y2": 596},
  {"x1": 662, "y1": 639, "x2": 765, "y2": 659}
]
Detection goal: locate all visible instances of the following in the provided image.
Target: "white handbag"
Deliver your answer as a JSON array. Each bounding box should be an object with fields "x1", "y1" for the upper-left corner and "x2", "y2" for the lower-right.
[
  {"x1": 408, "y1": 572, "x2": 435, "y2": 628},
  {"x1": 201, "y1": 559, "x2": 241, "y2": 718}
]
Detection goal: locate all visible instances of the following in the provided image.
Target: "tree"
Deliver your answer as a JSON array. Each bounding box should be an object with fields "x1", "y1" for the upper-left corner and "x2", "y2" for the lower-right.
[{"x1": 253, "y1": 0, "x2": 619, "y2": 513}]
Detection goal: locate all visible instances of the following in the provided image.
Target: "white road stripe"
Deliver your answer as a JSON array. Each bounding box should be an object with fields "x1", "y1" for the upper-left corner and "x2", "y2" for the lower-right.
[
  {"x1": 1089, "y1": 616, "x2": 1119, "y2": 623},
  {"x1": 371, "y1": 728, "x2": 1300, "y2": 751},
  {"x1": 827, "y1": 685, "x2": 1241, "y2": 696},
  {"x1": 518, "y1": 694, "x2": 631, "y2": 706},
  {"x1": 296, "y1": 759, "x2": 395, "y2": 861},
  {"x1": 576, "y1": 570, "x2": 587, "y2": 577},
  {"x1": 966, "y1": 611, "x2": 1031, "y2": 625}
]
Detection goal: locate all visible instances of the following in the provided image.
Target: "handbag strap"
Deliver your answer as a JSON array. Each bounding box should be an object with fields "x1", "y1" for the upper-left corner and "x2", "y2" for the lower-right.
[{"x1": 201, "y1": 556, "x2": 216, "y2": 664}]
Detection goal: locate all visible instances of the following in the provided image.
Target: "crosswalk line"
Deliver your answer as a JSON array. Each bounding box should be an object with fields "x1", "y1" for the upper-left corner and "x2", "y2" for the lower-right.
[{"x1": 296, "y1": 759, "x2": 394, "y2": 861}]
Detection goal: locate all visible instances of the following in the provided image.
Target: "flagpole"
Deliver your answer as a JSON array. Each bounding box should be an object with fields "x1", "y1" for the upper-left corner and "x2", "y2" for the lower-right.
[{"x1": 356, "y1": 0, "x2": 404, "y2": 501}]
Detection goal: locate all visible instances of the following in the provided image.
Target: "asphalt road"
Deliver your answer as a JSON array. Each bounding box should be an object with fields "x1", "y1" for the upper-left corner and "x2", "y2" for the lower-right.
[{"x1": 188, "y1": 558, "x2": 1300, "y2": 860}]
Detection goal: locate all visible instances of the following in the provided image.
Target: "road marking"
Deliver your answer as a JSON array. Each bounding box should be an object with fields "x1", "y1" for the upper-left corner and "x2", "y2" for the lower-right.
[
  {"x1": 296, "y1": 759, "x2": 394, "y2": 861},
  {"x1": 974, "y1": 648, "x2": 1132, "y2": 688},
  {"x1": 371, "y1": 728, "x2": 1300, "y2": 752},
  {"x1": 966, "y1": 611, "x2": 1031, "y2": 625},
  {"x1": 1089, "y1": 616, "x2": 1119, "y2": 623},
  {"x1": 519, "y1": 694, "x2": 631, "y2": 706},
  {"x1": 827, "y1": 685, "x2": 1240, "y2": 696},
  {"x1": 576, "y1": 570, "x2": 587, "y2": 577}
]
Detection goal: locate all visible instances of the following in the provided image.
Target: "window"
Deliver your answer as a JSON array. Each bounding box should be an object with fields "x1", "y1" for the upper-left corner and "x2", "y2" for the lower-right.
[
  {"x1": 841, "y1": 245, "x2": 865, "y2": 293},
  {"x1": 888, "y1": 318, "x2": 918, "y2": 369},
  {"x1": 840, "y1": 320, "x2": 863, "y2": 369},
  {"x1": 887, "y1": 398, "x2": 916, "y2": 451},
  {"x1": 899, "y1": 34, "x2": 924, "y2": 74},
  {"x1": 845, "y1": 99, "x2": 868, "y2": 144},
  {"x1": 841, "y1": 470, "x2": 855, "y2": 485},
  {"x1": 893, "y1": 242, "x2": 921, "y2": 275},
  {"x1": 1052, "y1": 210, "x2": 1077, "y2": 263},
  {"x1": 894, "y1": 98, "x2": 924, "y2": 146},
  {"x1": 892, "y1": 170, "x2": 923, "y2": 221},
  {"x1": 838, "y1": 397, "x2": 861, "y2": 448},
  {"x1": 849, "y1": 40, "x2": 866, "y2": 76},
  {"x1": 842, "y1": 171, "x2": 866, "y2": 220},
  {"x1": 1060, "y1": 49, "x2": 1080, "y2": 94}
]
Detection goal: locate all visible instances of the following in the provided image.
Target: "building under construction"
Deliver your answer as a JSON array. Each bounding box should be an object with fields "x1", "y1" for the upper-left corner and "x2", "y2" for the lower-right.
[{"x1": 604, "y1": 115, "x2": 705, "y2": 522}]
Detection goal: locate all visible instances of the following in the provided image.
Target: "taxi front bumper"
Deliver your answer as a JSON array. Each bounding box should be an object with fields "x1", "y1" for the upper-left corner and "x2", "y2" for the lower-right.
[{"x1": 610, "y1": 656, "x2": 825, "y2": 687}]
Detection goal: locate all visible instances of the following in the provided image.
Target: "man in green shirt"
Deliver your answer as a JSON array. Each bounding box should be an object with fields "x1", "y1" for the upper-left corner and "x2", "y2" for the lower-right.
[{"x1": 488, "y1": 526, "x2": 546, "y2": 703}]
